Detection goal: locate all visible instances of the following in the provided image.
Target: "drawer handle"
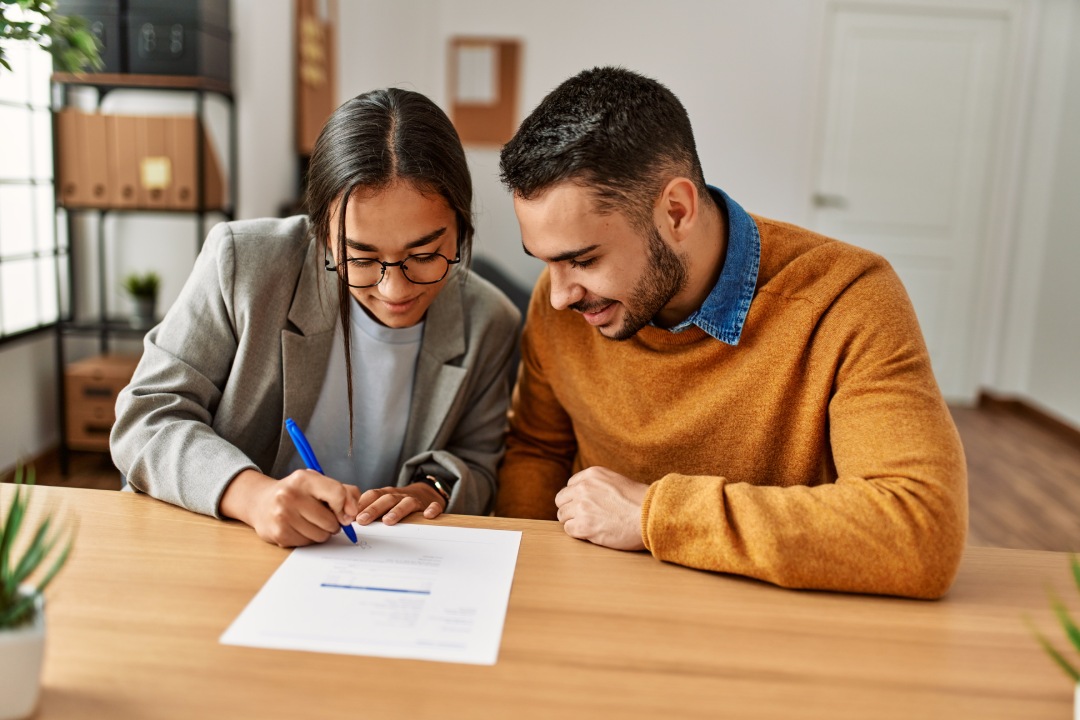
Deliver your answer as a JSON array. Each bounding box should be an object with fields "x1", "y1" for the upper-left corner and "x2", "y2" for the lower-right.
[
  {"x1": 82, "y1": 423, "x2": 112, "y2": 436},
  {"x1": 83, "y1": 387, "x2": 113, "y2": 398}
]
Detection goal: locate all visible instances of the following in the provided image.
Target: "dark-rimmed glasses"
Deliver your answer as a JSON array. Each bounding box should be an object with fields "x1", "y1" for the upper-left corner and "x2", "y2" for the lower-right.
[{"x1": 325, "y1": 251, "x2": 461, "y2": 288}]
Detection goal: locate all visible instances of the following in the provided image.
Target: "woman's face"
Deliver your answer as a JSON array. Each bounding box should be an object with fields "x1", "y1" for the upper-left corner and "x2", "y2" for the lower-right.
[{"x1": 327, "y1": 182, "x2": 459, "y2": 328}]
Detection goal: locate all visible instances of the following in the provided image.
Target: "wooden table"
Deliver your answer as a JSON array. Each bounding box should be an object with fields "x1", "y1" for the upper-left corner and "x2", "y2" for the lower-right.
[{"x1": 6, "y1": 485, "x2": 1074, "y2": 719}]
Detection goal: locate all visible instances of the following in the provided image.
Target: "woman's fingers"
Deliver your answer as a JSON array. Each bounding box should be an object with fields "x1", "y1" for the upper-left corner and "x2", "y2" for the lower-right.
[
  {"x1": 382, "y1": 496, "x2": 422, "y2": 525},
  {"x1": 355, "y1": 485, "x2": 442, "y2": 525}
]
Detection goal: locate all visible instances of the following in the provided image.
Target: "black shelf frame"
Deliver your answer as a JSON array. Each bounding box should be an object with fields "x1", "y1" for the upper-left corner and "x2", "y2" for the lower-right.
[{"x1": 52, "y1": 74, "x2": 238, "y2": 474}]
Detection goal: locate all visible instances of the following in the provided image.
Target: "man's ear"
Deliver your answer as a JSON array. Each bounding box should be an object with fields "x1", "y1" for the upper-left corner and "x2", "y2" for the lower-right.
[{"x1": 656, "y1": 177, "x2": 699, "y2": 243}]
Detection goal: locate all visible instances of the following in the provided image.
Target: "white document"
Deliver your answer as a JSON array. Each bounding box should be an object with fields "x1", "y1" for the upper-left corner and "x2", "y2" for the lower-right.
[{"x1": 220, "y1": 522, "x2": 522, "y2": 665}]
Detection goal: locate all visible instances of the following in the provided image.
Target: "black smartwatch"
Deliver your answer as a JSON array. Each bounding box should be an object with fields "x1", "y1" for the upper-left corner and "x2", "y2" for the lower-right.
[{"x1": 412, "y1": 463, "x2": 456, "y2": 506}]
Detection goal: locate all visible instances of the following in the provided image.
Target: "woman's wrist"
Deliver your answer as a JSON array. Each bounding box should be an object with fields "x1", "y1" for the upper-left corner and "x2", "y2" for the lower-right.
[
  {"x1": 414, "y1": 475, "x2": 451, "y2": 506},
  {"x1": 219, "y1": 469, "x2": 274, "y2": 525}
]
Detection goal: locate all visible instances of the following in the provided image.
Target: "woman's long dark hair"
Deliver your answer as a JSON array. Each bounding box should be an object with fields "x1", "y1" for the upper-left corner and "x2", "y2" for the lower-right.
[{"x1": 305, "y1": 88, "x2": 474, "y2": 447}]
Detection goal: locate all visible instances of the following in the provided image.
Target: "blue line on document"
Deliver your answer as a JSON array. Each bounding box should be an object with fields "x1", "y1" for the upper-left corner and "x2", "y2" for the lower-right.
[{"x1": 320, "y1": 583, "x2": 431, "y2": 595}]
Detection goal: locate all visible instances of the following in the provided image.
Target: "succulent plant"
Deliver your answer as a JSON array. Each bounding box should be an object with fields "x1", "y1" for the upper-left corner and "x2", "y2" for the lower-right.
[
  {"x1": 1028, "y1": 555, "x2": 1080, "y2": 682},
  {"x1": 0, "y1": 465, "x2": 75, "y2": 629}
]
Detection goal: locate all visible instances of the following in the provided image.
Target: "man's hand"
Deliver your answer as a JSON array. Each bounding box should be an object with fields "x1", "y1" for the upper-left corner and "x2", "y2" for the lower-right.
[
  {"x1": 220, "y1": 469, "x2": 361, "y2": 547},
  {"x1": 554, "y1": 466, "x2": 648, "y2": 550}
]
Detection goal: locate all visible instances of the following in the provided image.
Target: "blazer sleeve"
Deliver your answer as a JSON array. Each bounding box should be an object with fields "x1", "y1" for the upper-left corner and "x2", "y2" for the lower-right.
[{"x1": 111, "y1": 222, "x2": 260, "y2": 517}]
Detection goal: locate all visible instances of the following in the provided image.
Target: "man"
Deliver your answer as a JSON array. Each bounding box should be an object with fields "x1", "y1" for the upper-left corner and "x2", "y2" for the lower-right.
[{"x1": 495, "y1": 66, "x2": 966, "y2": 599}]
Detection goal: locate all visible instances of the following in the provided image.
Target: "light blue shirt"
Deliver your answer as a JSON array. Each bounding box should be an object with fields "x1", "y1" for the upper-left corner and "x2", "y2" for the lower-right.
[
  {"x1": 665, "y1": 185, "x2": 761, "y2": 345},
  {"x1": 288, "y1": 298, "x2": 424, "y2": 490}
]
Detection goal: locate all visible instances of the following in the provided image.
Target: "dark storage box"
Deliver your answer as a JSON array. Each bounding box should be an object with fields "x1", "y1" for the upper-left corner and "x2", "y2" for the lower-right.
[
  {"x1": 54, "y1": 0, "x2": 231, "y2": 84},
  {"x1": 126, "y1": 0, "x2": 231, "y2": 83},
  {"x1": 55, "y1": 0, "x2": 124, "y2": 73}
]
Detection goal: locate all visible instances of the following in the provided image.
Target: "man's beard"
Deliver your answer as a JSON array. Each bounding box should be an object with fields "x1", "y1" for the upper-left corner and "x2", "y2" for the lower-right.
[{"x1": 572, "y1": 226, "x2": 689, "y2": 341}]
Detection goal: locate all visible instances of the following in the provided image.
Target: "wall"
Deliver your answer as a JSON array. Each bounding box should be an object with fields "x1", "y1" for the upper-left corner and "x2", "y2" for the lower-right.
[
  {"x1": 338, "y1": 0, "x2": 823, "y2": 291},
  {"x1": 336, "y1": 0, "x2": 1080, "y2": 426},
  {"x1": 0, "y1": 335, "x2": 57, "y2": 465},
  {"x1": 0, "y1": 0, "x2": 296, "y2": 468},
  {"x1": 1026, "y1": 1, "x2": 1080, "y2": 424}
]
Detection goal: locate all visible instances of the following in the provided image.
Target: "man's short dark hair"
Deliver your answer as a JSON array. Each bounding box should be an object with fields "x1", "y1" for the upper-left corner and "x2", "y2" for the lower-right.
[{"x1": 499, "y1": 66, "x2": 708, "y2": 230}]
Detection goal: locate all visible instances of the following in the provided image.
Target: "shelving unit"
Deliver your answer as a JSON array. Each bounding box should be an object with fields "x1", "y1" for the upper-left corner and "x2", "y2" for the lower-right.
[{"x1": 51, "y1": 73, "x2": 237, "y2": 473}]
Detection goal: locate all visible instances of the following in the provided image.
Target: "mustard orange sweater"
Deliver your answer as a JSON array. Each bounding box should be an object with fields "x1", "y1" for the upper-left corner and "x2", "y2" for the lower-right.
[{"x1": 496, "y1": 215, "x2": 967, "y2": 599}]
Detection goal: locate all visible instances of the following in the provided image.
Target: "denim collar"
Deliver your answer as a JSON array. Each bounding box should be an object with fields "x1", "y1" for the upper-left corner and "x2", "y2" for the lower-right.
[{"x1": 664, "y1": 185, "x2": 760, "y2": 345}]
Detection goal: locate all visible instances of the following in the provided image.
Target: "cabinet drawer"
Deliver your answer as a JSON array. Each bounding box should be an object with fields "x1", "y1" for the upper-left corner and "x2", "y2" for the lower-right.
[
  {"x1": 65, "y1": 402, "x2": 117, "y2": 452},
  {"x1": 63, "y1": 354, "x2": 140, "y2": 453},
  {"x1": 65, "y1": 375, "x2": 130, "y2": 404}
]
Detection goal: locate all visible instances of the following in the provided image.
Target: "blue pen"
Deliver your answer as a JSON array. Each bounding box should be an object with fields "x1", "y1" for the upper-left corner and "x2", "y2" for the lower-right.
[{"x1": 285, "y1": 417, "x2": 358, "y2": 544}]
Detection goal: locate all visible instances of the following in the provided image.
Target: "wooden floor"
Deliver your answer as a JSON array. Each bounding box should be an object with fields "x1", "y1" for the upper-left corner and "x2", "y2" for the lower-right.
[
  {"x1": 951, "y1": 403, "x2": 1080, "y2": 552},
  {"x1": 5, "y1": 403, "x2": 1079, "y2": 552}
]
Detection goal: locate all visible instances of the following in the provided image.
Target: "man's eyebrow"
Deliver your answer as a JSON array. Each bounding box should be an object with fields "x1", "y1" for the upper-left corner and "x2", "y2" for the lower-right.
[
  {"x1": 521, "y1": 243, "x2": 600, "y2": 263},
  {"x1": 345, "y1": 227, "x2": 447, "y2": 253}
]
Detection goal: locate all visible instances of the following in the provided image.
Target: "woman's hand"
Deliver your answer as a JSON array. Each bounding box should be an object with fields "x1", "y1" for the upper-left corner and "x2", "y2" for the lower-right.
[
  {"x1": 220, "y1": 469, "x2": 361, "y2": 547},
  {"x1": 356, "y1": 482, "x2": 447, "y2": 526}
]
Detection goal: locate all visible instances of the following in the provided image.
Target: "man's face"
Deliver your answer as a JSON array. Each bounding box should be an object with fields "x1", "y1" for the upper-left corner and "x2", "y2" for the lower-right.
[{"x1": 514, "y1": 182, "x2": 687, "y2": 340}]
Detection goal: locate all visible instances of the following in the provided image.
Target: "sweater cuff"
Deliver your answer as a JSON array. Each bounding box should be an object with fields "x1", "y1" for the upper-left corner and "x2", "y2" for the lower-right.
[
  {"x1": 641, "y1": 473, "x2": 729, "y2": 559},
  {"x1": 641, "y1": 480, "x2": 662, "y2": 552}
]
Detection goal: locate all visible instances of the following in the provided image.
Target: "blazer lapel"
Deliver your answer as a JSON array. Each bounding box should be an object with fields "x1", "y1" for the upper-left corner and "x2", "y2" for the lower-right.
[
  {"x1": 400, "y1": 277, "x2": 468, "y2": 460},
  {"x1": 272, "y1": 238, "x2": 338, "y2": 476}
]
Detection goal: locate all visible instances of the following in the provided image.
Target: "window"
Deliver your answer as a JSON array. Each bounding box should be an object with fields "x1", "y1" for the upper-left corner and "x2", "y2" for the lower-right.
[{"x1": 0, "y1": 41, "x2": 64, "y2": 343}]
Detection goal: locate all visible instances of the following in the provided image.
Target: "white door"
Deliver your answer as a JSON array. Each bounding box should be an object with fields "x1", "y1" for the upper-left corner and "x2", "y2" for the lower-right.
[{"x1": 809, "y1": 3, "x2": 1012, "y2": 400}]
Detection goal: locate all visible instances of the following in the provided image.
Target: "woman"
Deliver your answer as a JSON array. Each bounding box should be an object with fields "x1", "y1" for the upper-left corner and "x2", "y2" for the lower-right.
[{"x1": 111, "y1": 88, "x2": 520, "y2": 547}]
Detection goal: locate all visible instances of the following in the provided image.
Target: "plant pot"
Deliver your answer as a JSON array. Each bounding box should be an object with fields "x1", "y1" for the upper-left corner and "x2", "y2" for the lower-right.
[
  {"x1": 0, "y1": 590, "x2": 45, "y2": 720},
  {"x1": 1075, "y1": 683, "x2": 1079, "y2": 720},
  {"x1": 130, "y1": 295, "x2": 157, "y2": 328}
]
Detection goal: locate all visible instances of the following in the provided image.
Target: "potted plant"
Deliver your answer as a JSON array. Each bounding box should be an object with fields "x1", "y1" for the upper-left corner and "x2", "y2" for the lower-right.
[
  {"x1": 0, "y1": 0, "x2": 102, "y2": 73},
  {"x1": 121, "y1": 270, "x2": 160, "y2": 327},
  {"x1": 0, "y1": 465, "x2": 75, "y2": 720},
  {"x1": 1028, "y1": 554, "x2": 1080, "y2": 720}
]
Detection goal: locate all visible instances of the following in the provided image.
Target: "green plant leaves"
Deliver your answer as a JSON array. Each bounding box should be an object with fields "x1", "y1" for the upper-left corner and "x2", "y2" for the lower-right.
[
  {"x1": 1052, "y1": 592, "x2": 1080, "y2": 656},
  {"x1": 0, "y1": 464, "x2": 75, "y2": 630},
  {"x1": 121, "y1": 271, "x2": 161, "y2": 299},
  {"x1": 1028, "y1": 617, "x2": 1080, "y2": 683},
  {"x1": 0, "y1": 480, "x2": 27, "y2": 588},
  {"x1": 1029, "y1": 553, "x2": 1080, "y2": 684},
  {"x1": 1, "y1": 0, "x2": 104, "y2": 74}
]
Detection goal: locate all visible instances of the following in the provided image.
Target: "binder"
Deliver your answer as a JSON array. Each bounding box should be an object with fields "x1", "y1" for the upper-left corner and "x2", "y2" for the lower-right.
[
  {"x1": 81, "y1": 112, "x2": 110, "y2": 206},
  {"x1": 169, "y1": 116, "x2": 197, "y2": 210},
  {"x1": 56, "y1": 109, "x2": 88, "y2": 207},
  {"x1": 166, "y1": 116, "x2": 225, "y2": 210},
  {"x1": 200, "y1": 123, "x2": 225, "y2": 211},
  {"x1": 57, "y1": 110, "x2": 109, "y2": 207},
  {"x1": 134, "y1": 115, "x2": 172, "y2": 209},
  {"x1": 106, "y1": 115, "x2": 140, "y2": 208}
]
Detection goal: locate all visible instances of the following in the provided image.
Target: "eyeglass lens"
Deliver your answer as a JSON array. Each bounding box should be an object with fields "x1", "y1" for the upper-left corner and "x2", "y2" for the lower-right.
[{"x1": 348, "y1": 253, "x2": 451, "y2": 287}]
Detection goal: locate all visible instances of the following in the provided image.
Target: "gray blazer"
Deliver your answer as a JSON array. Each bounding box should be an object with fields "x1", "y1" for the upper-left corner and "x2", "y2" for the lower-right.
[{"x1": 111, "y1": 216, "x2": 520, "y2": 518}]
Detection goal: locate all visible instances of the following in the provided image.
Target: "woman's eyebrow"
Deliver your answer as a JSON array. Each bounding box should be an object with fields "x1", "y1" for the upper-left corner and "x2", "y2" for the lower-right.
[{"x1": 345, "y1": 227, "x2": 447, "y2": 253}]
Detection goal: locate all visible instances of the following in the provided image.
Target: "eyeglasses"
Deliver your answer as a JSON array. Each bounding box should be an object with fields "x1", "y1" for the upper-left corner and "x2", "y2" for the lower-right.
[{"x1": 325, "y1": 251, "x2": 461, "y2": 288}]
